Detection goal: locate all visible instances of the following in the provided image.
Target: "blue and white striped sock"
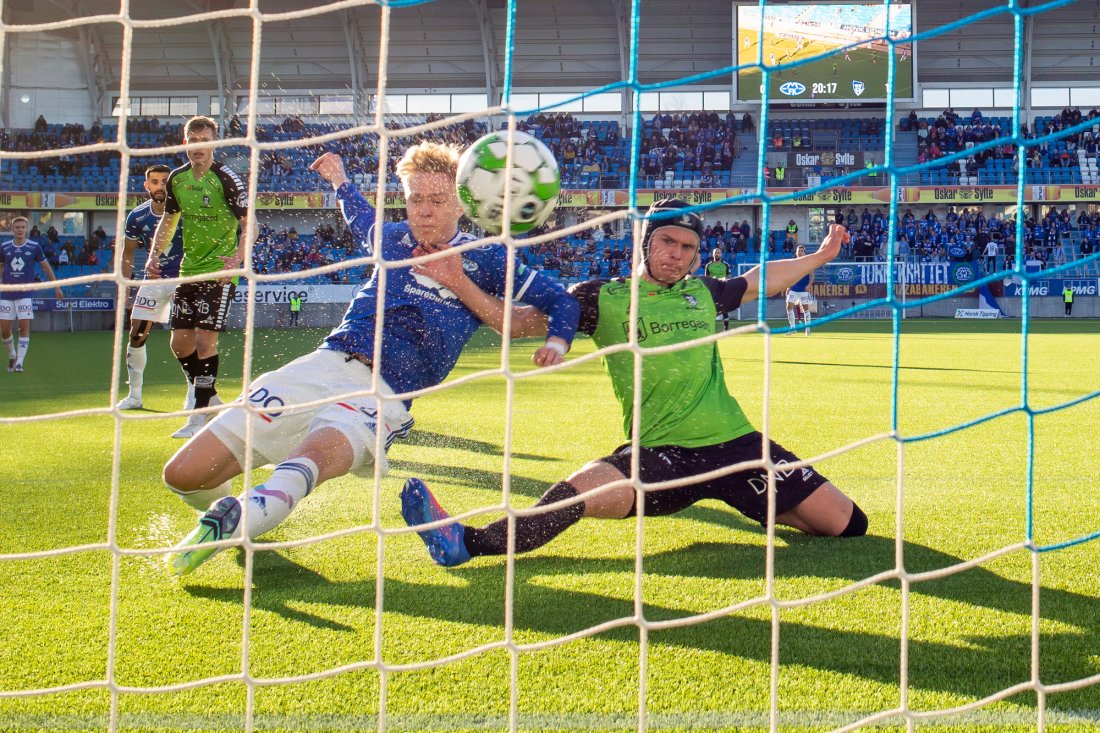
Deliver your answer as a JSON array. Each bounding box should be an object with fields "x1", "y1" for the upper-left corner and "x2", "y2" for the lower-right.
[{"x1": 241, "y1": 458, "x2": 320, "y2": 539}]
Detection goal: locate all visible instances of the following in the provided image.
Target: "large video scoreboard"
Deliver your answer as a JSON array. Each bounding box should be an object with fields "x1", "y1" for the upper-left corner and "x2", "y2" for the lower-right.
[{"x1": 735, "y1": 3, "x2": 914, "y2": 102}]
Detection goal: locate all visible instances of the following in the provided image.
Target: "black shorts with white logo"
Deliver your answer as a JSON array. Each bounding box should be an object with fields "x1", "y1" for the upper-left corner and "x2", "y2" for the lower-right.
[
  {"x1": 600, "y1": 431, "x2": 829, "y2": 524},
  {"x1": 171, "y1": 280, "x2": 236, "y2": 332}
]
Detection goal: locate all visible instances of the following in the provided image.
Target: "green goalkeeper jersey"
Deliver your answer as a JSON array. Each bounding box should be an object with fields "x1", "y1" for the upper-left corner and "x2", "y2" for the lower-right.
[
  {"x1": 704, "y1": 259, "x2": 731, "y2": 278},
  {"x1": 570, "y1": 276, "x2": 754, "y2": 448},
  {"x1": 164, "y1": 160, "x2": 249, "y2": 278}
]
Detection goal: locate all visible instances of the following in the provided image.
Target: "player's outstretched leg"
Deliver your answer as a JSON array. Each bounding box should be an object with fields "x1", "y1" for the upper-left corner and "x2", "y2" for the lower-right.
[
  {"x1": 402, "y1": 477, "x2": 588, "y2": 566},
  {"x1": 400, "y1": 478, "x2": 471, "y2": 567},
  {"x1": 168, "y1": 495, "x2": 242, "y2": 575},
  {"x1": 166, "y1": 456, "x2": 320, "y2": 575}
]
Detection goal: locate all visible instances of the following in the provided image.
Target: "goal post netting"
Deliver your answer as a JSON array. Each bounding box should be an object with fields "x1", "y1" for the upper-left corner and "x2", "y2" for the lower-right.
[{"x1": 1, "y1": 1, "x2": 1098, "y2": 731}]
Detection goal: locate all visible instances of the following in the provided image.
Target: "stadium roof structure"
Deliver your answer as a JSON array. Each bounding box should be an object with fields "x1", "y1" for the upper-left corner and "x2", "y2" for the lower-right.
[{"x1": 1, "y1": 0, "x2": 1098, "y2": 111}]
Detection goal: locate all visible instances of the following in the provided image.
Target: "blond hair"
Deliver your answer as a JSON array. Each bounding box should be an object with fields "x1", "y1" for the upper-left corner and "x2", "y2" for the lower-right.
[
  {"x1": 396, "y1": 142, "x2": 459, "y2": 181},
  {"x1": 11, "y1": 216, "x2": 29, "y2": 227},
  {"x1": 184, "y1": 115, "x2": 218, "y2": 140}
]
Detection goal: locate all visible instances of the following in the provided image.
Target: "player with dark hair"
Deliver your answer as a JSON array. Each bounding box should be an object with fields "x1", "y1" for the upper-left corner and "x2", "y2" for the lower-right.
[
  {"x1": 1, "y1": 216, "x2": 63, "y2": 372},
  {"x1": 117, "y1": 164, "x2": 184, "y2": 410},
  {"x1": 785, "y1": 244, "x2": 814, "y2": 335},
  {"x1": 401, "y1": 200, "x2": 866, "y2": 568},
  {"x1": 147, "y1": 116, "x2": 249, "y2": 438},
  {"x1": 161, "y1": 144, "x2": 579, "y2": 575}
]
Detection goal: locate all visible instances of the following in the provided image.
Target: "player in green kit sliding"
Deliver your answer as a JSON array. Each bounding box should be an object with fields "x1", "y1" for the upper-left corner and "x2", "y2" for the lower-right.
[
  {"x1": 146, "y1": 116, "x2": 250, "y2": 438},
  {"x1": 401, "y1": 199, "x2": 866, "y2": 567}
]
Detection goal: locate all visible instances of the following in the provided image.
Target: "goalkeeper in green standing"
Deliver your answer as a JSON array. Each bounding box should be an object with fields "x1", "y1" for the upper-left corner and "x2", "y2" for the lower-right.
[
  {"x1": 704, "y1": 246, "x2": 733, "y2": 330},
  {"x1": 401, "y1": 199, "x2": 867, "y2": 567},
  {"x1": 146, "y1": 116, "x2": 250, "y2": 438}
]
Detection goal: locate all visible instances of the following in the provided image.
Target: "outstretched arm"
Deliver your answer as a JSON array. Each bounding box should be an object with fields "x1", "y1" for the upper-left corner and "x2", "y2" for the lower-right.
[
  {"x1": 311, "y1": 152, "x2": 379, "y2": 255},
  {"x1": 740, "y1": 223, "x2": 844, "y2": 303},
  {"x1": 411, "y1": 244, "x2": 572, "y2": 367}
]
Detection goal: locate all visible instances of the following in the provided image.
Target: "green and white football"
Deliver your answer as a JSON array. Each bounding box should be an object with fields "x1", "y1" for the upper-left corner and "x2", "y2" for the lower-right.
[{"x1": 456, "y1": 130, "x2": 561, "y2": 235}]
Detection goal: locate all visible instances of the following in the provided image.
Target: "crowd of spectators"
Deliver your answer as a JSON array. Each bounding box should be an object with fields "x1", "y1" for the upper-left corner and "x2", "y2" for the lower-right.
[
  {"x1": 517, "y1": 112, "x2": 623, "y2": 184},
  {"x1": 913, "y1": 108, "x2": 1010, "y2": 167},
  {"x1": 1, "y1": 116, "x2": 191, "y2": 180},
  {"x1": 913, "y1": 107, "x2": 1100, "y2": 178},
  {"x1": 24, "y1": 221, "x2": 110, "y2": 271},
  {"x1": 7, "y1": 111, "x2": 1100, "y2": 282},
  {"x1": 249, "y1": 113, "x2": 487, "y2": 186},
  {"x1": 251, "y1": 220, "x2": 360, "y2": 281},
  {"x1": 638, "y1": 111, "x2": 749, "y2": 186}
]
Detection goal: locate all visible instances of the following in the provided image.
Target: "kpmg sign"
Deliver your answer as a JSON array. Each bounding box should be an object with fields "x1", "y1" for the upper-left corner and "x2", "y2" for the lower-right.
[{"x1": 1002, "y1": 277, "x2": 1099, "y2": 297}]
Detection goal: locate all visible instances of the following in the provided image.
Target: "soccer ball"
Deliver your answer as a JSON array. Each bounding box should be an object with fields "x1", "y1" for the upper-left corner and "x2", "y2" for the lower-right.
[{"x1": 456, "y1": 131, "x2": 560, "y2": 235}]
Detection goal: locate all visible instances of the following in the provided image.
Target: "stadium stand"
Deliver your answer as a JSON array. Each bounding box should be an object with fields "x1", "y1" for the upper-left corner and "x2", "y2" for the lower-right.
[
  {"x1": 4, "y1": 108, "x2": 1100, "y2": 281},
  {"x1": 912, "y1": 107, "x2": 1100, "y2": 186}
]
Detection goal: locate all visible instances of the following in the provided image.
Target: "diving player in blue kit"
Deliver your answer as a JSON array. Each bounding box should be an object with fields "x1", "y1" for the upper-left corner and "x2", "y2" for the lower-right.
[{"x1": 161, "y1": 142, "x2": 579, "y2": 575}]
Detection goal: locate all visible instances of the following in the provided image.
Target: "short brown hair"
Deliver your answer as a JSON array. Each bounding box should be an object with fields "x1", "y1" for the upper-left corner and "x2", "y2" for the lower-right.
[
  {"x1": 395, "y1": 142, "x2": 459, "y2": 182},
  {"x1": 184, "y1": 116, "x2": 218, "y2": 139}
]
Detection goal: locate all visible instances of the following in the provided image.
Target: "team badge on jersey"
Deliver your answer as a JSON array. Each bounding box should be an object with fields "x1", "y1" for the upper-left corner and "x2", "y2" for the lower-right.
[
  {"x1": 202, "y1": 194, "x2": 211, "y2": 207},
  {"x1": 682, "y1": 294, "x2": 700, "y2": 310}
]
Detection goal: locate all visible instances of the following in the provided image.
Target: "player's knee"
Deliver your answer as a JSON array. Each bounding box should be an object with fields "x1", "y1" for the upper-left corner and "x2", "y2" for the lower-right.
[
  {"x1": 307, "y1": 416, "x2": 371, "y2": 475},
  {"x1": 838, "y1": 503, "x2": 868, "y2": 538},
  {"x1": 162, "y1": 458, "x2": 199, "y2": 494}
]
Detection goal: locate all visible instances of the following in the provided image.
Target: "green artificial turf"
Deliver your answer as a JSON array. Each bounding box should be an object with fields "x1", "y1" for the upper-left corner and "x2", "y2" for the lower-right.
[{"x1": 0, "y1": 319, "x2": 1097, "y2": 732}]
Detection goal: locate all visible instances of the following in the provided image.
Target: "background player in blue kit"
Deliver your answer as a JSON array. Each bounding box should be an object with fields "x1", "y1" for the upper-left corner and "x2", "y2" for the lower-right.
[
  {"x1": 117, "y1": 165, "x2": 186, "y2": 410},
  {"x1": 785, "y1": 245, "x2": 815, "y2": 335},
  {"x1": 1, "y1": 216, "x2": 63, "y2": 373},
  {"x1": 160, "y1": 142, "x2": 579, "y2": 575}
]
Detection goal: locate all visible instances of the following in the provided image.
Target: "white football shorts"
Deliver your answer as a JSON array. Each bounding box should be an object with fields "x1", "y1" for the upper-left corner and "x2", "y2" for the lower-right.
[
  {"x1": 131, "y1": 280, "x2": 177, "y2": 324},
  {"x1": 0, "y1": 298, "x2": 34, "y2": 321},
  {"x1": 786, "y1": 290, "x2": 812, "y2": 306},
  {"x1": 205, "y1": 348, "x2": 413, "y2": 477}
]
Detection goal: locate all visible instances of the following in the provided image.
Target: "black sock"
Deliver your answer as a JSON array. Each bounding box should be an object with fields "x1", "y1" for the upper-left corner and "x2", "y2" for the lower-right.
[
  {"x1": 177, "y1": 350, "x2": 201, "y2": 389},
  {"x1": 193, "y1": 354, "x2": 219, "y2": 409},
  {"x1": 464, "y1": 482, "x2": 584, "y2": 557}
]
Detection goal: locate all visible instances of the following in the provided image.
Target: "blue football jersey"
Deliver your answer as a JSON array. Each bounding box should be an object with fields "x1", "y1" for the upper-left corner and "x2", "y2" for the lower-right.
[
  {"x1": 322, "y1": 182, "x2": 580, "y2": 401},
  {"x1": 791, "y1": 273, "x2": 812, "y2": 292},
  {"x1": 126, "y1": 200, "x2": 184, "y2": 278},
  {"x1": 1, "y1": 239, "x2": 46, "y2": 286}
]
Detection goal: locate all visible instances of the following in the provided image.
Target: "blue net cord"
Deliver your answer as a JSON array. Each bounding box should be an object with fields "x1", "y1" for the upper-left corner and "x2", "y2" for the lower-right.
[{"x1": 500, "y1": 0, "x2": 1097, "y2": 554}]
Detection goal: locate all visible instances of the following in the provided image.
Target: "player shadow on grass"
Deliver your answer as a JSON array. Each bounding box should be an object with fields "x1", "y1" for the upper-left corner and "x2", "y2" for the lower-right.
[
  {"x1": 387, "y1": 459, "x2": 553, "y2": 500},
  {"x1": 184, "y1": 527, "x2": 1097, "y2": 703},
  {"x1": 396, "y1": 431, "x2": 555, "y2": 462}
]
